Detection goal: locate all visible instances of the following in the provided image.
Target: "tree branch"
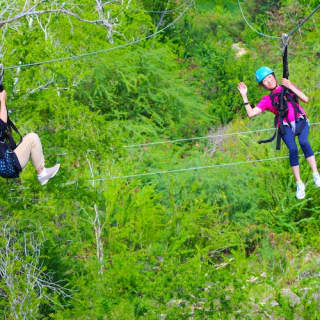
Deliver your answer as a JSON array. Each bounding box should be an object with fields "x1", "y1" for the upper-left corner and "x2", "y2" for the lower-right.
[
  {"x1": 0, "y1": 1, "x2": 121, "y2": 42},
  {"x1": 0, "y1": 225, "x2": 71, "y2": 318},
  {"x1": 0, "y1": 9, "x2": 103, "y2": 27}
]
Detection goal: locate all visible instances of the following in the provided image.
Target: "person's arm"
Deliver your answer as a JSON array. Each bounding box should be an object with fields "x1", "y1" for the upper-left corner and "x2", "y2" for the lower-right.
[
  {"x1": 237, "y1": 82, "x2": 263, "y2": 118},
  {"x1": 0, "y1": 91, "x2": 7, "y2": 123},
  {"x1": 282, "y1": 78, "x2": 309, "y2": 103},
  {"x1": 0, "y1": 90, "x2": 7, "y2": 123}
]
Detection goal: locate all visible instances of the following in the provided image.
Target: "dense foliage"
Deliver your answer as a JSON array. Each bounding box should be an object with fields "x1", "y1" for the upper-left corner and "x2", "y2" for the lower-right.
[{"x1": 1, "y1": 0, "x2": 320, "y2": 318}]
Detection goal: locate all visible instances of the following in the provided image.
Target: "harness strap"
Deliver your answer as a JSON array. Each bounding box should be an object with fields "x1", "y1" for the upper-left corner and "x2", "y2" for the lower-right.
[
  {"x1": 258, "y1": 129, "x2": 277, "y2": 144},
  {"x1": 7, "y1": 117, "x2": 23, "y2": 150},
  {"x1": 275, "y1": 41, "x2": 289, "y2": 149},
  {"x1": 258, "y1": 115, "x2": 279, "y2": 145},
  {"x1": 0, "y1": 118, "x2": 23, "y2": 151},
  {"x1": 276, "y1": 127, "x2": 282, "y2": 150}
]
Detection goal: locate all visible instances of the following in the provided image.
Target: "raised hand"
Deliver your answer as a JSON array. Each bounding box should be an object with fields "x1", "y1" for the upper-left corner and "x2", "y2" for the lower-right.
[{"x1": 237, "y1": 82, "x2": 248, "y2": 97}]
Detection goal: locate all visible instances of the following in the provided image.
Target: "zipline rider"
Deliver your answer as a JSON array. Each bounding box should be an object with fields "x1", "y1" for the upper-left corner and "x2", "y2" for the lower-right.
[
  {"x1": 0, "y1": 89, "x2": 60, "y2": 184},
  {"x1": 237, "y1": 67, "x2": 320, "y2": 199}
]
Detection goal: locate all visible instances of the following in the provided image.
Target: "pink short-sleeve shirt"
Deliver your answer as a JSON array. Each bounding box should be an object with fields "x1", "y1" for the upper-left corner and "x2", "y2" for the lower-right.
[{"x1": 256, "y1": 86, "x2": 305, "y2": 123}]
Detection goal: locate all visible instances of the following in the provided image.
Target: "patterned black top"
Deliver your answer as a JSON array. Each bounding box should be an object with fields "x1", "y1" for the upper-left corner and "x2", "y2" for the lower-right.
[{"x1": 0, "y1": 119, "x2": 22, "y2": 178}]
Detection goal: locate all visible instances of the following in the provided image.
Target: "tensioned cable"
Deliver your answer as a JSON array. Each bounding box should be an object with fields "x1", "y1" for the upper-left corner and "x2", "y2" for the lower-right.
[
  {"x1": 8, "y1": 151, "x2": 320, "y2": 192},
  {"x1": 238, "y1": 0, "x2": 320, "y2": 40},
  {"x1": 237, "y1": 0, "x2": 281, "y2": 40},
  {"x1": 3, "y1": 0, "x2": 193, "y2": 71},
  {"x1": 123, "y1": 127, "x2": 275, "y2": 148},
  {"x1": 288, "y1": 4, "x2": 320, "y2": 37},
  {"x1": 122, "y1": 122, "x2": 320, "y2": 148},
  {"x1": 67, "y1": 151, "x2": 319, "y2": 183},
  {"x1": 6, "y1": 154, "x2": 292, "y2": 191}
]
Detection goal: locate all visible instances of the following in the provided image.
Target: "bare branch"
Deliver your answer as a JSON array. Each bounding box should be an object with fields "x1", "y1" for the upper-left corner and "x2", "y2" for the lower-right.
[
  {"x1": 0, "y1": 9, "x2": 102, "y2": 27},
  {"x1": 28, "y1": 79, "x2": 54, "y2": 94},
  {"x1": 93, "y1": 204, "x2": 105, "y2": 275},
  {"x1": 156, "y1": 1, "x2": 169, "y2": 30},
  {"x1": 87, "y1": 156, "x2": 95, "y2": 187},
  {"x1": 95, "y1": 0, "x2": 119, "y2": 43},
  {"x1": 0, "y1": 226, "x2": 70, "y2": 319},
  {"x1": 86, "y1": 157, "x2": 106, "y2": 274},
  {"x1": 36, "y1": 11, "x2": 52, "y2": 40},
  {"x1": 10, "y1": 63, "x2": 21, "y2": 98},
  {"x1": 0, "y1": 0, "x2": 122, "y2": 43}
]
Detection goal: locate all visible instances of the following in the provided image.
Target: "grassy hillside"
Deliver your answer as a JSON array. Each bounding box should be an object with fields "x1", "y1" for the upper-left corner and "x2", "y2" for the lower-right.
[{"x1": 1, "y1": 0, "x2": 320, "y2": 318}]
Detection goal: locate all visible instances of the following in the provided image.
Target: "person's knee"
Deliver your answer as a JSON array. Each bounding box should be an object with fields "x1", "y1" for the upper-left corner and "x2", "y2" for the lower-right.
[
  {"x1": 289, "y1": 146, "x2": 299, "y2": 166},
  {"x1": 288, "y1": 146, "x2": 298, "y2": 155},
  {"x1": 25, "y1": 132, "x2": 40, "y2": 144},
  {"x1": 299, "y1": 140, "x2": 309, "y2": 150},
  {"x1": 27, "y1": 132, "x2": 39, "y2": 139},
  {"x1": 300, "y1": 141, "x2": 313, "y2": 158}
]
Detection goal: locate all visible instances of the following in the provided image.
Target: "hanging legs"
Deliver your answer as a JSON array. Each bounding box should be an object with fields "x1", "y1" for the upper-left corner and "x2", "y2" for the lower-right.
[{"x1": 13, "y1": 132, "x2": 60, "y2": 185}]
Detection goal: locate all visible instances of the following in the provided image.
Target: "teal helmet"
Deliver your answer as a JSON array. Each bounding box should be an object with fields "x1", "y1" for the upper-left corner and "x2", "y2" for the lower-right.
[{"x1": 255, "y1": 66, "x2": 274, "y2": 84}]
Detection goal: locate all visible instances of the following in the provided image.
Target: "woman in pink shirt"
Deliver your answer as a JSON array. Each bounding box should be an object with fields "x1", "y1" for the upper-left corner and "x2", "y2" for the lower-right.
[{"x1": 237, "y1": 66, "x2": 320, "y2": 200}]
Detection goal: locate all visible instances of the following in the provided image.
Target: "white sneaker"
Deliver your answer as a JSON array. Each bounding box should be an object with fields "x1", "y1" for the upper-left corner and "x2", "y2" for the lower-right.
[
  {"x1": 296, "y1": 181, "x2": 305, "y2": 200},
  {"x1": 313, "y1": 173, "x2": 320, "y2": 188},
  {"x1": 38, "y1": 164, "x2": 60, "y2": 185}
]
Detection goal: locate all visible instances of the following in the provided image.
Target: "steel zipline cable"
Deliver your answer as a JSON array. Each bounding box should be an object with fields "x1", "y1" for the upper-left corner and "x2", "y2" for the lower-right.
[
  {"x1": 68, "y1": 151, "x2": 320, "y2": 183},
  {"x1": 237, "y1": 0, "x2": 281, "y2": 39},
  {"x1": 3, "y1": 0, "x2": 193, "y2": 71},
  {"x1": 238, "y1": 0, "x2": 320, "y2": 40},
  {"x1": 122, "y1": 122, "x2": 320, "y2": 149},
  {"x1": 288, "y1": 3, "x2": 320, "y2": 37}
]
